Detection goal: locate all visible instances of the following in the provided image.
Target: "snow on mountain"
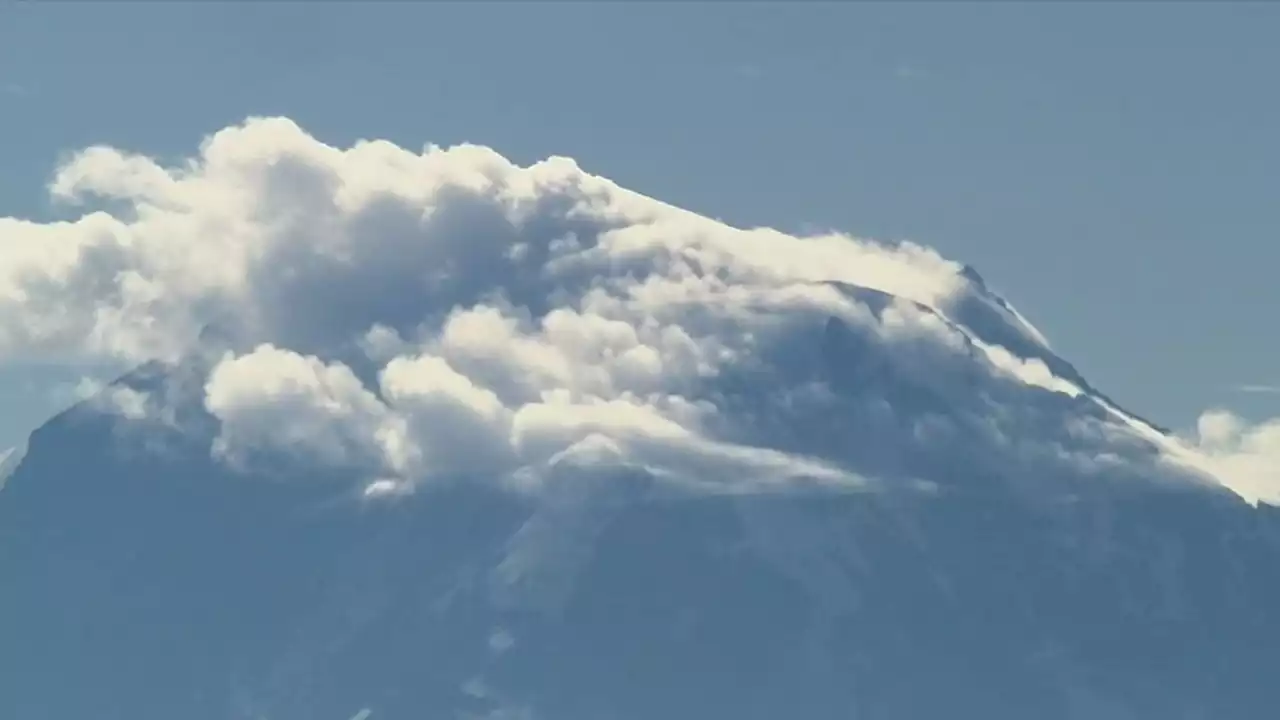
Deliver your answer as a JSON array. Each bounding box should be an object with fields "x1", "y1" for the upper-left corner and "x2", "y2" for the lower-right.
[
  {"x1": 0, "y1": 442, "x2": 23, "y2": 489},
  {"x1": 2, "y1": 118, "x2": 1280, "y2": 719}
]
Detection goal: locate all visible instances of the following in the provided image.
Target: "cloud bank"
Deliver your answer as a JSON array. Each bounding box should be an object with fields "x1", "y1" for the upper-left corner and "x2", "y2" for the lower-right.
[{"x1": 1, "y1": 117, "x2": 1276, "y2": 503}]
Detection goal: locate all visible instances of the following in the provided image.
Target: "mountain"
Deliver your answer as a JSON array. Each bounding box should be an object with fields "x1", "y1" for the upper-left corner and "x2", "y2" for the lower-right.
[
  {"x1": 0, "y1": 442, "x2": 23, "y2": 491},
  {"x1": 2, "y1": 118, "x2": 1279, "y2": 720},
  {"x1": 5, "y1": 284, "x2": 1279, "y2": 720}
]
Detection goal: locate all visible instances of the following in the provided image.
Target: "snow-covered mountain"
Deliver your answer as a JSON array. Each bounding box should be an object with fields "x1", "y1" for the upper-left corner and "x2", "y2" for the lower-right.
[{"x1": 2, "y1": 118, "x2": 1279, "y2": 719}]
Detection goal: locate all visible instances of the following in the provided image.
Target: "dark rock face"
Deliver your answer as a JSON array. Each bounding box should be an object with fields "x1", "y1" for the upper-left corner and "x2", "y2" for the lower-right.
[{"x1": 4, "y1": 387, "x2": 1280, "y2": 720}]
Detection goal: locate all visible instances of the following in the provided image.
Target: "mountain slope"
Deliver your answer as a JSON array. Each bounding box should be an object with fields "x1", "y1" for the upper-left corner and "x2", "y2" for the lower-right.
[{"x1": 3, "y1": 364, "x2": 1280, "y2": 720}]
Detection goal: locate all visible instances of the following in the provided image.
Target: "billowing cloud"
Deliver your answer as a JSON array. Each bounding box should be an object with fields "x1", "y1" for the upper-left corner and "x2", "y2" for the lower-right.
[
  {"x1": 203, "y1": 345, "x2": 409, "y2": 475},
  {"x1": 1180, "y1": 411, "x2": 1280, "y2": 506},
  {"x1": 1, "y1": 116, "x2": 1275, "y2": 503},
  {"x1": 1, "y1": 117, "x2": 963, "y2": 367}
]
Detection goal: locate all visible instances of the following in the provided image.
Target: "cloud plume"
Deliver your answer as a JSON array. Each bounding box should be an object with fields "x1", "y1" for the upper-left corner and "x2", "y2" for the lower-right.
[{"x1": 1, "y1": 117, "x2": 1276, "y2": 503}]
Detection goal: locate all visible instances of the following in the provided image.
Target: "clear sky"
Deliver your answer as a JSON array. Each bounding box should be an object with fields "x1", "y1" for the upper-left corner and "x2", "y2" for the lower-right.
[{"x1": 1, "y1": 1, "x2": 1277, "y2": 451}]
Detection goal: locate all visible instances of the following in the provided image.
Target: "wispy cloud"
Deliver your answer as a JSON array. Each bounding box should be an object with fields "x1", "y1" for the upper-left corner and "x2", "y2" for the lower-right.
[
  {"x1": 894, "y1": 63, "x2": 927, "y2": 81},
  {"x1": 1233, "y1": 384, "x2": 1280, "y2": 395}
]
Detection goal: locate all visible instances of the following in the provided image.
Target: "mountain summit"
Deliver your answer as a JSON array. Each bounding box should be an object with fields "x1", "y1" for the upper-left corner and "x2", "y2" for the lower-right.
[{"x1": 2, "y1": 117, "x2": 1279, "y2": 719}]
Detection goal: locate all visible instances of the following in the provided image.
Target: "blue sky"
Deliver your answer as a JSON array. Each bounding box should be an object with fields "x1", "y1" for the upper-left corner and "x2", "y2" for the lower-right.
[{"x1": 1, "y1": 2, "x2": 1277, "y2": 451}]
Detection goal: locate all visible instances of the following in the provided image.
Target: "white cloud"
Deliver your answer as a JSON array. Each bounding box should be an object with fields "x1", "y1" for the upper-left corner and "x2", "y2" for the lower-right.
[
  {"x1": 203, "y1": 345, "x2": 410, "y2": 475},
  {"x1": 71, "y1": 377, "x2": 153, "y2": 421},
  {"x1": 0, "y1": 117, "x2": 965, "y2": 368},
  {"x1": 1179, "y1": 410, "x2": 1280, "y2": 506},
  {"x1": 2, "y1": 115, "x2": 1275, "y2": 504}
]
